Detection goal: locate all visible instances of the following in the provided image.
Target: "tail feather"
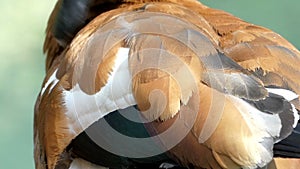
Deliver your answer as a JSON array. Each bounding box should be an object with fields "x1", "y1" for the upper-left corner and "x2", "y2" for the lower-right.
[{"x1": 274, "y1": 120, "x2": 300, "y2": 158}]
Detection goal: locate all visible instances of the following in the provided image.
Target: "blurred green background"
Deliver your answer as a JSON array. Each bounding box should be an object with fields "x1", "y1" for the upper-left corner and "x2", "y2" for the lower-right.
[{"x1": 0, "y1": 0, "x2": 299, "y2": 169}]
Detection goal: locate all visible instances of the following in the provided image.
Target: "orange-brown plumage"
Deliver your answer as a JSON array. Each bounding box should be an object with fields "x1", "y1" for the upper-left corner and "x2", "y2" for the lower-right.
[{"x1": 36, "y1": 0, "x2": 300, "y2": 169}]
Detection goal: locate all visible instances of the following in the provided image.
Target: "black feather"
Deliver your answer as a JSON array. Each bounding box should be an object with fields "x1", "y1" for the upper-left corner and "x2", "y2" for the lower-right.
[
  {"x1": 201, "y1": 52, "x2": 268, "y2": 100},
  {"x1": 274, "y1": 120, "x2": 300, "y2": 158},
  {"x1": 246, "y1": 92, "x2": 295, "y2": 140},
  {"x1": 68, "y1": 106, "x2": 176, "y2": 169},
  {"x1": 53, "y1": 0, "x2": 121, "y2": 47},
  {"x1": 53, "y1": 0, "x2": 90, "y2": 46}
]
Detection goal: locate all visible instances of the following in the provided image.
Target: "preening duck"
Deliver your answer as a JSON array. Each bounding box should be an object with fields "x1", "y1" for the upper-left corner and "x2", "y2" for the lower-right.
[{"x1": 35, "y1": 0, "x2": 300, "y2": 169}]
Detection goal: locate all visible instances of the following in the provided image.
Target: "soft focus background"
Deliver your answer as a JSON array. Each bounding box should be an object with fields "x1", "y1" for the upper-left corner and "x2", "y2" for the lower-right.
[{"x1": 0, "y1": 0, "x2": 299, "y2": 168}]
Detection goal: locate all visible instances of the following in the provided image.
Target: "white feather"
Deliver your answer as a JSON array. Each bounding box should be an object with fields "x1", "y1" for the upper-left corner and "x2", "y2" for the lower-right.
[
  {"x1": 63, "y1": 47, "x2": 136, "y2": 135},
  {"x1": 41, "y1": 69, "x2": 59, "y2": 95},
  {"x1": 266, "y1": 88, "x2": 299, "y2": 101},
  {"x1": 69, "y1": 158, "x2": 108, "y2": 169},
  {"x1": 159, "y1": 162, "x2": 177, "y2": 169},
  {"x1": 229, "y1": 95, "x2": 283, "y2": 139},
  {"x1": 267, "y1": 88, "x2": 299, "y2": 128},
  {"x1": 228, "y1": 95, "x2": 281, "y2": 168},
  {"x1": 291, "y1": 104, "x2": 299, "y2": 128}
]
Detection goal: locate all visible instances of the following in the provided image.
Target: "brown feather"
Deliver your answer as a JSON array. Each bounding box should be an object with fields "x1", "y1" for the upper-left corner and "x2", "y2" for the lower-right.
[
  {"x1": 36, "y1": 0, "x2": 300, "y2": 169},
  {"x1": 272, "y1": 158, "x2": 300, "y2": 169}
]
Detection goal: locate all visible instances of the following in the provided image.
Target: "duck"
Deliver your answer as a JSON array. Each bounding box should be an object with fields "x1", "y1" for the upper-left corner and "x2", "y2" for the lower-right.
[{"x1": 35, "y1": 0, "x2": 300, "y2": 169}]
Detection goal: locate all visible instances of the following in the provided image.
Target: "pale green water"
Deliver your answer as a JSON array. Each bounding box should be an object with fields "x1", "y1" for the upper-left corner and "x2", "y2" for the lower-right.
[{"x1": 0, "y1": 1, "x2": 298, "y2": 169}]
